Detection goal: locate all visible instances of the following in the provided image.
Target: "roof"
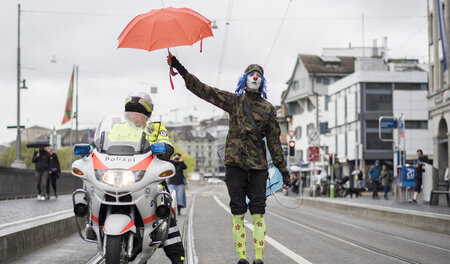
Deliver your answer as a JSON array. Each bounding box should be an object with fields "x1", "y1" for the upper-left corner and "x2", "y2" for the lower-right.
[
  {"x1": 282, "y1": 54, "x2": 356, "y2": 103},
  {"x1": 299, "y1": 54, "x2": 356, "y2": 74}
]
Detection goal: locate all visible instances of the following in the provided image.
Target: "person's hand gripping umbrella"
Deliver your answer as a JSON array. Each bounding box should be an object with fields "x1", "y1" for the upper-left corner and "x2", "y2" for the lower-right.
[{"x1": 117, "y1": 7, "x2": 214, "y2": 89}]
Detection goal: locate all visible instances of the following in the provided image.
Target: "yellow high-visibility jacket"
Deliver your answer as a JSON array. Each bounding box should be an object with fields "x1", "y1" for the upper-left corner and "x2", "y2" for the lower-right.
[{"x1": 108, "y1": 121, "x2": 172, "y2": 147}]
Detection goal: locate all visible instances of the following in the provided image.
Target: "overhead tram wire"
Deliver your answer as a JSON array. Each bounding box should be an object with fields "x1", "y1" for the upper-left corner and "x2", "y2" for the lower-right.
[
  {"x1": 22, "y1": 9, "x2": 426, "y2": 20},
  {"x1": 216, "y1": 0, "x2": 234, "y2": 88},
  {"x1": 263, "y1": 0, "x2": 292, "y2": 69}
]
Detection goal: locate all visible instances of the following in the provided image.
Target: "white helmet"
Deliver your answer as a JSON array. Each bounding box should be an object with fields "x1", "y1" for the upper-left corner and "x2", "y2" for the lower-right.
[{"x1": 124, "y1": 91, "x2": 153, "y2": 117}]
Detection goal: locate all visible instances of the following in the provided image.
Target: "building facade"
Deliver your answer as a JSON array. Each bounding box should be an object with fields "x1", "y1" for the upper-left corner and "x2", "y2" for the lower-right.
[
  {"x1": 281, "y1": 54, "x2": 355, "y2": 165},
  {"x1": 167, "y1": 122, "x2": 216, "y2": 175},
  {"x1": 428, "y1": 0, "x2": 450, "y2": 181},
  {"x1": 328, "y1": 58, "x2": 431, "y2": 175}
]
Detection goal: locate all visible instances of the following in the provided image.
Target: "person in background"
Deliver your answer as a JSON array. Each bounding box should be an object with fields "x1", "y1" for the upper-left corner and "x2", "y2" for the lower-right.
[
  {"x1": 411, "y1": 149, "x2": 430, "y2": 204},
  {"x1": 46, "y1": 147, "x2": 61, "y2": 199},
  {"x1": 32, "y1": 146, "x2": 50, "y2": 200},
  {"x1": 169, "y1": 153, "x2": 188, "y2": 215},
  {"x1": 380, "y1": 164, "x2": 393, "y2": 200},
  {"x1": 444, "y1": 167, "x2": 449, "y2": 188},
  {"x1": 368, "y1": 160, "x2": 381, "y2": 199}
]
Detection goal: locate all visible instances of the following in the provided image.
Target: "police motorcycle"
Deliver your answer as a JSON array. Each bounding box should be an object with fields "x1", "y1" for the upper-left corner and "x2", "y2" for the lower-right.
[{"x1": 71, "y1": 114, "x2": 178, "y2": 264}]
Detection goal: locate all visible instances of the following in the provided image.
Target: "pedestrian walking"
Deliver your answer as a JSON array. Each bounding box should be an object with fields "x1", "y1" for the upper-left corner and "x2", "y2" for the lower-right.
[
  {"x1": 380, "y1": 164, "x2": 393, "y2": 200},
  {"x1": 369, "y1": 160, "x2": 381, "y2": 199},
  {"x1": 352, "y1": 166, "x2": 364, "y2": 189},
  {"x1": 167, "y1": 56, "x2": 290, "y2": 264},
  {"x1": 46, "y1": 147, "x2": 61, "y2": 199},
  {"x1": 169, "y1": 153, "x2": 188, "y2": 215},
  {"x1": 32, "y1": 146, "x2": 50, "y2": 200},
  {"x1": 411, "y1": 149, "x2": 430, "y2": 204},
  {"x1": 445, "y1": 167, "x2": 449, "y2": 188}
]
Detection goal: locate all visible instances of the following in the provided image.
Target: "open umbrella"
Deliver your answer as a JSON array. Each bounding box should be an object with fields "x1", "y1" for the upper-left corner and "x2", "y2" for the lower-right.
[
  {"x1": 118, "y1": 7, "x2": 214, "y2": 89},
  {"x1": 26, "y1": 139, "x2": 50, "y2": 148}
]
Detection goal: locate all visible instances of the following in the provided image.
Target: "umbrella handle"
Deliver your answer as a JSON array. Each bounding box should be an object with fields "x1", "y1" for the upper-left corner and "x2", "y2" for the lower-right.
[{"x1": 167, "y1": 48, "x2": 179, "y2": 76}]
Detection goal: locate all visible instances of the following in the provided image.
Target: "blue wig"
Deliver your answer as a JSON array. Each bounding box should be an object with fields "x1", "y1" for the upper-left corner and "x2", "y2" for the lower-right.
[{"x1": 235, "y1": 74, "x2": 268, "y2": 99}]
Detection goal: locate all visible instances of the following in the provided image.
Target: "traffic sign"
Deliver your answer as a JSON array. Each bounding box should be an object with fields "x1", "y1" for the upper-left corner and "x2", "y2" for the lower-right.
[
  {"x1": 380, "y1": 119, "x2": 398, "y2": 128},
  {"x1": 288, "y1": 130, "x2": 296, "y2": 138},
  {"x1": 308, "y1": 146, "x2": 320, "y2": 162},
  {"x1": 308, "y1": 129, "x2": 319, "y2": 145}
]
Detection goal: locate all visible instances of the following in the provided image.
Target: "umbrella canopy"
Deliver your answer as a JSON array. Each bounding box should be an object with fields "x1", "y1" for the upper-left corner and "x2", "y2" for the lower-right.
[
  {"x1": 118, "y1": 7, "x2": 213, "y2": 52},
  {"x1": 26, "y1": 140, "x2": 50, "y2": 148}
]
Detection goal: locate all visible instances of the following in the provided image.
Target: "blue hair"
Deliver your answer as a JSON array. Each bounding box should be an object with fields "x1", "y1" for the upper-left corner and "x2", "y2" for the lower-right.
[{"x1": 235, "y1": 74, "x2": 268, "y2": 99}]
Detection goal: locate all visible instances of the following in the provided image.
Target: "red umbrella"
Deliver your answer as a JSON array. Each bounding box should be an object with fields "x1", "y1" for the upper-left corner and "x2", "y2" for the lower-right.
[
  {"x1": 118, "y1": 7, "x2": 213, "y2": 52},
  {"x1": 118, "y1": 7, "x2": 214, "y2": 89}
]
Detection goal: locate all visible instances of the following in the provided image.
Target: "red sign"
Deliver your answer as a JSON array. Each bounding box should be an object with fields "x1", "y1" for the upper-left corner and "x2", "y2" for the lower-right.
[{"x1": 308, "y1": 146, "x2": 320, "y2": 162}]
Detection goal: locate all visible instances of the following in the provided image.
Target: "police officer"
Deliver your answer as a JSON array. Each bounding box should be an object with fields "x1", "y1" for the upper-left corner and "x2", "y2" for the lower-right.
[
  {"x1": 167, "y1": 56, "x2": 290, "y2": 264},
  {"x1": 110, "y1": 91, "x2": 185, "y2": 264}
]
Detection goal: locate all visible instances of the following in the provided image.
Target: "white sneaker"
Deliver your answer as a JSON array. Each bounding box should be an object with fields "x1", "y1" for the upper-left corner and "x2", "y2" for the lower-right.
[
  {"x1": 37, "y1": 195, "x2": 42, "y2": 200},
  {"x1": 39, "y1": 195, "x2": 46, "y2": 200}
]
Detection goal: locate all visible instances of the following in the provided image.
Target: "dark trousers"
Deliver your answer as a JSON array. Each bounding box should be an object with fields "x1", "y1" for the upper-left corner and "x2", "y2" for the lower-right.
[
  {"x1": 162, "y1": 215, "x2": 185, "y2": 263},
  {"x1": 225, "y1": 165, "x2": 268, "y2": 215},
  {"x1": 383, "y1": 185, "x2": 390, "y2": 198},
  {"x1": 46, "y1": 174, "x2": 58, "y2": 197},
  {"x1": 35, "y1": 171, "x2": 48, "y2": 196},
  {"x1": 372, "y1": 180, "x2": 379, "y2": 197}
]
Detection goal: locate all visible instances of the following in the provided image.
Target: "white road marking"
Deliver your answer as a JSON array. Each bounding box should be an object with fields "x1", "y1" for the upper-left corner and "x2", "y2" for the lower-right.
[
  {"x1": 187, "y1": 195, "x2": 199, "y2": 264},
  {"x1": 0, "y1": 209, "x2": 72, "y2": 229},
  {"x1": 212, "y1": 195, "x2": 312, "y2": 264}
]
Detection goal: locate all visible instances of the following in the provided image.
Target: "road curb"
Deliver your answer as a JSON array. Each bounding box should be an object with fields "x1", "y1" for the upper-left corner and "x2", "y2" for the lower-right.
[
  {"x1": 0, "y1": 211, "x2": 76, "y2": 263},
  {"x1": 298, "y1": 198, "x2": 450, "y2": 235}
]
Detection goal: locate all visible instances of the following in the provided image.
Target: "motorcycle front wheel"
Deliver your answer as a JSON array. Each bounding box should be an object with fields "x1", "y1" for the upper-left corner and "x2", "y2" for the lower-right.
[{"x1": 105, "y1": 235, "x2": 127, "y2": 264}]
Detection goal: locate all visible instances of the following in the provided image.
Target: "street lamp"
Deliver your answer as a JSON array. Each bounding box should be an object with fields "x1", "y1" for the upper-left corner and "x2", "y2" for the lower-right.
[{"x1": 10, "y1": 4, "x2": 27, "y2": 168}]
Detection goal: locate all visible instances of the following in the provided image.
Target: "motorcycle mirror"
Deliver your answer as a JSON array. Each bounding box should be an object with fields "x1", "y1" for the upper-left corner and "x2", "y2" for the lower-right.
[
  {"x1": 151, "y1": 142, "x2": 167, "y2": 154},
  {"x1": 74, "y1": 144, "x2": 92, "y2": 156}
]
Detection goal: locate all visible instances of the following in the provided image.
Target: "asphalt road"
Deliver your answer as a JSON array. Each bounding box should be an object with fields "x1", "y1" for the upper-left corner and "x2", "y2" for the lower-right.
[{"x1": 10, "y1": 182, "x2": 450, "y2": 264}]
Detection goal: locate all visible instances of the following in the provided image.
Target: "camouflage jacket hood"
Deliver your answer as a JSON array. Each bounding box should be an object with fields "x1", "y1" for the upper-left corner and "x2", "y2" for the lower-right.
[{"x1": 182, "y1": 73, "x2": 288, "y2": 174}]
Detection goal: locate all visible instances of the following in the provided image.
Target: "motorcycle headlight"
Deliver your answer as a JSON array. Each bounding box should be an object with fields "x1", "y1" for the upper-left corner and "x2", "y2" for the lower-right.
[{"x1": 95, "y1": 169, "x2": 145, "y2": 187}]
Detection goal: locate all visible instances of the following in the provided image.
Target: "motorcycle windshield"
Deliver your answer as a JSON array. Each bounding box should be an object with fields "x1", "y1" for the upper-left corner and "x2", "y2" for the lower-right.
[{"x1": 94, "y1": 113, "x2": 151, "y2": 155}]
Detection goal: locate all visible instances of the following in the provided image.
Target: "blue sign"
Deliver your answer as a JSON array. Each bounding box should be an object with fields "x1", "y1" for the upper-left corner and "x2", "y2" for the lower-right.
[
  {"x1": 401, "y1": 166, "x2": 416, "y2": 188},
  {"x1": 381, "y1": 119, "x2": 398, "y2": 128}
]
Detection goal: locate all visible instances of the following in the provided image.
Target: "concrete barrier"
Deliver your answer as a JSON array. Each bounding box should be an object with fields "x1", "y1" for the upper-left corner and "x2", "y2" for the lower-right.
[
  {"x1": 301, "y1": 197, "x2": 450, "y2": 235},
  {"x1": 0, "y1": 211, "x2": 77, "y2": 263},
  {"x1": 0, "y1": 166, "x2": 82, "y2": 200}
]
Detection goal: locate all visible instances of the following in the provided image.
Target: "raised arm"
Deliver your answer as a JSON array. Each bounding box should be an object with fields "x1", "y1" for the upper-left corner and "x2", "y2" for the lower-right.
[{"x1": 168, "y1": 55, "x2": 235, "y2": 113}]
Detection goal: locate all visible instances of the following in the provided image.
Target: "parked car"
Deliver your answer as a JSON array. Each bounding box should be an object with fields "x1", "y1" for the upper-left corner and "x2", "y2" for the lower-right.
[{"x1": 207, "y1": 178, "x2": 222, "y2": 184}]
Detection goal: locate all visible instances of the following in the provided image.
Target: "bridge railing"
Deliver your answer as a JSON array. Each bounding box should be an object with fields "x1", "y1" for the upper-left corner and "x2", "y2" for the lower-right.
[{"x1": 0, "y1": 166, "x2": 82, "y2": 200}]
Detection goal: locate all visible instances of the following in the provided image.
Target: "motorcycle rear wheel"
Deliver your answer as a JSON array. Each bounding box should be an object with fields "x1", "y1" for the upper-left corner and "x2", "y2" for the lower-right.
[{"x1": 105, "y1": 235, "x2": 127, "y2": 264}]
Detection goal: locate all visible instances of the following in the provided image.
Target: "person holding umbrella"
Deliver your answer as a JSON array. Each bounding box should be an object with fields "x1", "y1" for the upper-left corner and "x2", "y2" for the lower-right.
[
  {"x1": 32, "y1": 145, "x2": 51, "y2": 200},
  {"x1": 167, "y1": 56, "x2": 290, "y2": 264}
]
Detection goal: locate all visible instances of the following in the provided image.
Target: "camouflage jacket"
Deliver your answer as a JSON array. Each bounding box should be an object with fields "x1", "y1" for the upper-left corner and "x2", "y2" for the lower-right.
[{"x1": 183, "y1": 73, "x2": 288, "y2": 175}]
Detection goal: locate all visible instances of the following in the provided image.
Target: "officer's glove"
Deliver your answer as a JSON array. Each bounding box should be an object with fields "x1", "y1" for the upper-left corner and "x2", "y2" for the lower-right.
[
  {"x1": 282, "y1": 171, "x2": 292, "y2": 187},
  {"x1": 169, "y1": 56, "x2": 188, "y2": 76}
]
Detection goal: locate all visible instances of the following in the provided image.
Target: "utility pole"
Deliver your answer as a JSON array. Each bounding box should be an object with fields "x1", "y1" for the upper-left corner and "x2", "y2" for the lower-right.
[
  {"x1": 11, "y1": 4, "x2": 27, "y2": 168},
  {"x1": 75, "y1": 65, "x2": 79, "y2": 143}
]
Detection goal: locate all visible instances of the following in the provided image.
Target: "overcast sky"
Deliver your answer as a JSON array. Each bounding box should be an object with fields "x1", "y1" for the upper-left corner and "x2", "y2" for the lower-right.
[{"x1": 0, "y1": 0, "x2": 428, "y2": 145}]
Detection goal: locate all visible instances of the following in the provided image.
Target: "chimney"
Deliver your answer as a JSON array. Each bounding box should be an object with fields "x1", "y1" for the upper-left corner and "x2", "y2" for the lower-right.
[{"x1": 372, "y1": 39, "x2": 378, "y2": 57}]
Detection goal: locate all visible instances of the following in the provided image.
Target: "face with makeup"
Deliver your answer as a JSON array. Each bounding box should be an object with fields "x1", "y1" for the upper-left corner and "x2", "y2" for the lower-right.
[{"x1": 246, "y1": 71, "x2": 262, "y2": 92}]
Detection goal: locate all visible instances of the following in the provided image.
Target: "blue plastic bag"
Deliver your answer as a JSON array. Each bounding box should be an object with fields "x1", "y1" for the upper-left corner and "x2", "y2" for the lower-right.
[{"x1": 266, "y1": 166, "x2": 283, "y2": 196}]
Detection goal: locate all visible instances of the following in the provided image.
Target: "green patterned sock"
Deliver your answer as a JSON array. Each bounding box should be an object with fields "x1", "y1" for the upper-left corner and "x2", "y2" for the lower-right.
[
  {"x1": 252, "y1": 214, "x2": 266, "y2": 260},
  {"x1": 232, "y1": 214, "x2": 246, "y2": 259}
]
